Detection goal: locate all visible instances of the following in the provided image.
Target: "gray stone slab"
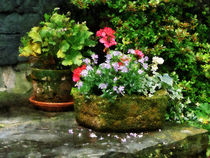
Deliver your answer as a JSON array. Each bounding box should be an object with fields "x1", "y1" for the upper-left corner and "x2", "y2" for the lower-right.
[
  {"x1": 0, "y1": 13, "x2": 41, "y2": 34},
  {"x1": 0, "y1": 34, "x2": 21, "y2": 65},
  {"x1": 0, "y1": 102, "x2": 208, "y2": 158},
  {"x1": 0, "y1": 48, "x2": 18, "y2": 65},
  {"x1": 0, "y1": 0, "x2": 23, "y2": 12}
]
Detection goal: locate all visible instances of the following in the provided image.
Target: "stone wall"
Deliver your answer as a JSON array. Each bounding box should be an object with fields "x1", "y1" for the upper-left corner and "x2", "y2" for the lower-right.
[
  {"x1": 0, "y1": 0, "x2": 66, "y2": 108},
  {"x1": 0, "y1": 0, "x2": 65, "y2": 66}
]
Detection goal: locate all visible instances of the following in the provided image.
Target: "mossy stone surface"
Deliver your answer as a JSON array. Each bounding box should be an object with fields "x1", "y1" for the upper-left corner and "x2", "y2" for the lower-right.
[
  {"x1": 31, "y1": 68, "x2": 73, "y2": 102},
  {"x1": 74, "y1": 90, "x2": 169, "y2": 132}
]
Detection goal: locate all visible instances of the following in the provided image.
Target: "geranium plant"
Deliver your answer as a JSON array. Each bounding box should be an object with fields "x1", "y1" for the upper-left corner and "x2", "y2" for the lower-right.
[{"x1": 19, "y1": 8, "x2": 96, "y2": 69}]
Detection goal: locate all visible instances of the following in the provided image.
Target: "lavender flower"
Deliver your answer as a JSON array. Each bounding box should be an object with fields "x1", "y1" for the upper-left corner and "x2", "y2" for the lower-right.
[
  {"x1": 122, "y1": 55, "x2": 128, "y2": 60},
  {"x1": 86, "y1": 65, "x2": 93, "y2": 71},
  {"x1": 83, "y1": 58, "x2": 90, "y2": 65},
  {"x1": 99, "y1": 83, "x2": 108, "y2": 89},
  {"x1": 104, "y1": 63, "x2": 111, "y2": 69},
  {"x1": 112, "y1": 51, "x2": 121, "y2": 56},
  {"x1": 144, "y1": 56, "x2": 149, "y2": 61},
  {"x1": 113, "y1": 77, "x2": 118, "y2": 82},
  {"x1": 100, "y1": 63, "x2": 106, "y2": 69},
  {"x1": 106, "y1": 54, "x2": 112, "y2": 60},
  {"x1": 113, "y1": 86, "x2": 118, "y2": 92},
  {"x1": 112, "y1": 62, "x2": 119, "y2": 72},
  {"x1": 127, "y1": 49, "x2": 135, "y2": 54},
  {"x1": 143, "y1": 63, "x2": 148, "y2": 70},
  {"x1": 81, "y1": 70, "x2": 88, "y2": 77},
  {"x1": 91, "y1": 54, "x2": 98, "y2": 64},
  {"x1": 121, "y1": 138, "x2": 127, "y2": 143},
  {"x1": 124, "y1": 60, "x2": 129, "y2": 66},
  {"x1": 76, "y1": 81, "x2": 83, "y2": 89},
  {"x1": 119, "y1": 66, "x2": 128, "y2": 73},
  {"x1": 138, "y1": 58, "x2": 144, "y2": 64},
  {"x1": 138, "y1": 69, "x2": 143, "y2": 74},
  {"x1": 118, "y1": 86, "x2": 125, "y2": 94},
  {"x1": 68, "y1": 129, "x2": 74, "y2": 134},
  {"x1": 96, "y1": 69, "x2": 101, "y2": 75}
]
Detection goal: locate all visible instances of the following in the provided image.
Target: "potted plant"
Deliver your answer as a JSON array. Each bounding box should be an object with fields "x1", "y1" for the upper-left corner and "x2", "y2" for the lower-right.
[
  {"x1": 19, "y1": 8, "x2": 96, "y2": 111},
  {"x1": 73, "y1": 27, "x2": 181, "y2": 132}
]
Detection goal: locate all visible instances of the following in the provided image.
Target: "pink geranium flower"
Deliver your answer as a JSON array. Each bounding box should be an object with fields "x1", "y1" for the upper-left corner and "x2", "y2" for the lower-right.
[{"x1": 96, "y1": 27, "x2": 117, "y2": 48}]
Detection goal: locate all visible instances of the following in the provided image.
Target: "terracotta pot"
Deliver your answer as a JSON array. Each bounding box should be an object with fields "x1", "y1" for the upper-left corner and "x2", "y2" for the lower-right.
[
  {"x1": 74, "y1": 90, "x2": 168, "y2": 132},
  {"x1": 29, "y1": 68, "x2": 74, "y2": 111}
]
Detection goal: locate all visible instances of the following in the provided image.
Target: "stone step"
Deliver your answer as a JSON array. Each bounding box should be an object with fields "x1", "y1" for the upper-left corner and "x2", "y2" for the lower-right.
[{"x1": 0, "y1": 102, "x2": 208, "y2": 158}]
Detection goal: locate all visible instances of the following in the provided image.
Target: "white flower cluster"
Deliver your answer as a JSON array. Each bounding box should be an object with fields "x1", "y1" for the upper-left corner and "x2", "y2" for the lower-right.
[
  {"x1": 151, "y1": 56, "x2": 164, "y2": 72},
  {"x1": 152, "y1": 57, "x2": 164, "y2": 64}
]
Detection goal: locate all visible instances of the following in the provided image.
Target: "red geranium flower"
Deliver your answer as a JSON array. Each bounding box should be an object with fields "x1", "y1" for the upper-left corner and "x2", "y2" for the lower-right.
[
  {"x1": 135, "y1": 50, "x2": 144, "y2": 58},
  {"x1": 73, "y1": 65, "x2": 86, "y2": 82}
]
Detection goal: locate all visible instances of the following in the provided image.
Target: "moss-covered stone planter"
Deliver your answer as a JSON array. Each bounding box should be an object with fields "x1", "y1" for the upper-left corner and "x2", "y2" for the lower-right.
[
  {"x1": 30, "y1": 68, "x2": 73, "y2": 111},
  {"x1": 74, "y1": 90, "x2": 169, "y2": 132}
]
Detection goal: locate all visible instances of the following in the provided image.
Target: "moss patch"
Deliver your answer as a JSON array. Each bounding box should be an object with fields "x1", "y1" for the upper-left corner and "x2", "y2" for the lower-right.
[{"x1": 74, "y1": 90, "x2": 169, "y2": 132}]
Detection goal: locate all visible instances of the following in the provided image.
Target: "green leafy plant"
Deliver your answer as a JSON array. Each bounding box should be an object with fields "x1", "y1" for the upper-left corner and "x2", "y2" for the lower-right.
[
  {"x1": 19, "y1": 8, "x2": 96, "y2": 69},
  {"x1": 69, "y1": 0, "x2": 209, "y2": 123}
]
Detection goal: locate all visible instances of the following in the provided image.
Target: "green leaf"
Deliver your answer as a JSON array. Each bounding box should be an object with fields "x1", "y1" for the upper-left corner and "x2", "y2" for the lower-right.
[
  {"x1": 61, "y1": 40, "x2": 70, "y2": 52},
  {"x1": 61, "y1": 51, "x2": 82, "y2": 66},
  {"x1": 57, "y1": 49, "x2": 65, "y2": 58},
  {"x1": 44, "y1": 13, "x2": 50, "y2": 21},
  {"x1": 28, "y1": 27, "x2": 42, "y2": 42}
]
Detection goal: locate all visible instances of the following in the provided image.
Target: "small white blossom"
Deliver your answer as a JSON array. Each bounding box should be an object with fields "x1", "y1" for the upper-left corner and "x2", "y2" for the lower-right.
[
  {"x1": 90, "y1": 133, "x2": 97, "y2": 138},
  {"x1": 68, "y1": 129, "x2": 73, "y2": 134},
  {"x1": 152, "y1": 56, "x2": 164, "y2": 65}
]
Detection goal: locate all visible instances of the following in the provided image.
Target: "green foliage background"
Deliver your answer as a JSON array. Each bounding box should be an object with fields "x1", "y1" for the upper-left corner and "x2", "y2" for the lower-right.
[{"x1": 66, "y1": 0, "x2": 209, "y2": 124}]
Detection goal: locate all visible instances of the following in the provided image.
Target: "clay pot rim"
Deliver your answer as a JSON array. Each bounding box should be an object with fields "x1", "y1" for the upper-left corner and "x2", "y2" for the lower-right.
[
  {"x1": 31, "y1": 68, "x2": 71, "y2": 72},
  {"x1": 29, "y1": 96, "x2": 74, "y2": 108}
]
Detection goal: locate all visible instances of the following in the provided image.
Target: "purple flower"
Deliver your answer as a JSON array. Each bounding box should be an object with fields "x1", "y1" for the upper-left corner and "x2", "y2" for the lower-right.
[
  {"x1": 119, "y1": 66, "x2": 128, "y2": 73},
  {"x1": 96, "y1": 69, "x2": 101, "y2": 75},
  {"x1": 83, "y1": 58, "x2": 90, "y2": 65},
  {"x1": 127, "y1": 49, "x2": 135, "y2": 54},
  {"x1": 118, "y1": 86, "x2": 125, "y2": 94},
  {"x1": 91, "y1": 54, "x2": 98, "y2": 64},
  {"x1": 99, "y1": 83, "x2": 108, "y2": 89},
  {"x1": 138, "y1": 58, "x2": 144, "y2": 64},
  {"x1": 113, "y1": 86, "x2": 118, "y2": 92},
  {"x1": 86, "y1": 65, "x2": 93, "y2": 71},
  {"x1": 81, "y1": 70, "x2": 88, "y2": 77},
  {"x1": 121, "y1": 138, "x2": 127, "y2": 143},
  {"x1": 112, "y1": 62, "x2": 119, "y2": 72},
  {"x1": 113, "y1": 77, "x2": 118, "y2": 82},
  {"x1": 144, "y1": 56, "x2": 149, "y2": 61},
  {"x1": 91, "y1": 54, "x2": 98, "y2": 60},
  {"x1": 138, "y1": 69, "x2": 143, "y2": 74},
  {"x1": 143, "y1": 63, "x2": 148, "y2": 70},
  {"x1": 124, "y1": 60, "x2": 129, "y2": 66},
  {"x1": 122, "y1": 55, "x2": 128, "y2": 60},
  {"x1": 112, "y1": 51, "x2": 121, "y2": 56},
  {"x1": 68, "y1": 129, "x2": 74, "y2": 134},
  {"x1": 100, "y1": 63, "x2": 106, "y2": 69},
  {"x1": 105, "y1": 63, "x2": 111, "y2": 69},
  {"x1": 106, "y1": 54, "x2": 112, "y2": 60},
  {"x1": 76, "y1": 81, "x2": 83, "y2": 89}
]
